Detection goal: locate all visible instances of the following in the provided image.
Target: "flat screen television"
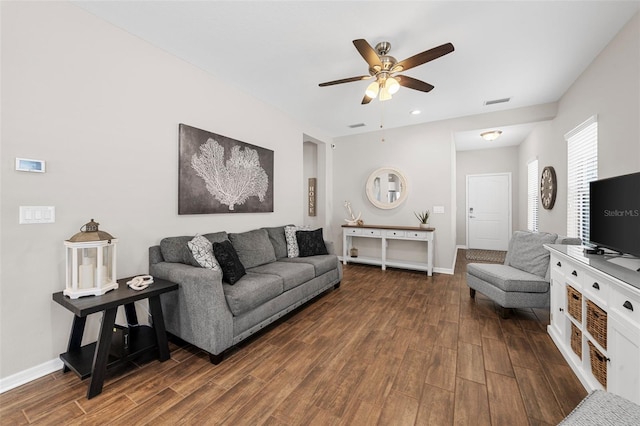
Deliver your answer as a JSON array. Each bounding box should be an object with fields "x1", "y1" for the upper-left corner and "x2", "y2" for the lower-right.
[{"x1": 589, "y1": 172, "x2": 640, "y2": 257}]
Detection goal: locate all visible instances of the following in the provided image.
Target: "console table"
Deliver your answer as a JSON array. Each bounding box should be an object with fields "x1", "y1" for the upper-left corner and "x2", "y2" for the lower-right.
[
  {"x1": 546, "y1": 244, "x2": 640, "y2": 404},
  {"x1": 342, "y1": 224, "x2": 435, "y2": 276},
  {"x1": 52, "y1": 277, "x2": 178, "y2": 399}
]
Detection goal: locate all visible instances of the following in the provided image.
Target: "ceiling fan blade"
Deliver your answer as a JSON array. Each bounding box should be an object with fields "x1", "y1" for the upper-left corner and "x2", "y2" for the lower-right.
[
  {"x1": 393, "y1": 42, "x2": 454, "y2": 73},
  {"x1": 353, "y1": 39, "x2": 382, "y2": 68},
  {"x1": 319, "y1": 75, "x2": 371, "y2": 87},
  {"x1": 361, "y1": 94, "x2": 373, "y2": 105},
  {"x1": 396, "y1": 75, "x2": 434, "y2": 92}
]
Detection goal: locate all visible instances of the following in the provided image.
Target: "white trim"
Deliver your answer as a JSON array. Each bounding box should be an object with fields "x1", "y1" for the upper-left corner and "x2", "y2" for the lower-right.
[{"x1": 0, "y1": 358, "x2": 63, "y2": 394}]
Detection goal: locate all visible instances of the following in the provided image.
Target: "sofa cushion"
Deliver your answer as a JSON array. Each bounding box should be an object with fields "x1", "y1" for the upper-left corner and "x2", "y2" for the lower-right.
[
  {"x1": 467, "y1": 263, "x2": 550, "y2": 293},
  {"x1": 296, "y1": 228, "x2": 328, "y2": 257},
  {"x1": 280, "y1": 254, "x2": 337, "y2": 277},
  {"x1": 160, "y1": 236, "x2": 198, "y2": 265},
  {"x1": 160, "y1": 232, "x2": 228, "y2": 266},
  {"x1": 229, "y1": 229, "x2": 277, "y2": 269},
  {"x1": 248, "y1": 261, "x2": 315, "y2": 291},
  {"x1": 213, "y1": 240, "x2": 246, "y2": 285},
  {"x1": 202, "y1": 231, "x2": 229, "y2": 246},
  {"x1": 262, "y1": 226, "x2": 289, "y2": 259},
  {"x1": 187, "y1": 235, "x2": 220, "y2": 270},
  {"x1": 506, "y1": 231, "x2": 558, "y2": 277},
  {"x1": 222, "y1": 272, "x2": 284, "y2": 316}
]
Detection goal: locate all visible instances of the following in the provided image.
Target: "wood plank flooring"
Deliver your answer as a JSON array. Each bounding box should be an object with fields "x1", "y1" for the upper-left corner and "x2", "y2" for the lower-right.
[{"x1": 0, "y1": 250, "x2": 587, "y2": 425}]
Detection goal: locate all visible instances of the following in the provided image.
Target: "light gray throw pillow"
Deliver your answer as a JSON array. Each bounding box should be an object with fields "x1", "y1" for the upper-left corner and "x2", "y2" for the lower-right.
[{"x1": 507, "y1": 231, "x2": 558, "y2": 278}]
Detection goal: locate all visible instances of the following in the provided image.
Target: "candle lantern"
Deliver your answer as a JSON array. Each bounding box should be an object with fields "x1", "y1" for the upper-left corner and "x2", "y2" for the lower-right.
[{"x1": 64, "y1": 219, "x2": 118, "y2": 299}]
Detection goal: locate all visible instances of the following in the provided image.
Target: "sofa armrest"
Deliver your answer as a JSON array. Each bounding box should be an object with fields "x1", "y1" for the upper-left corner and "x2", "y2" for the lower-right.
[{"x1": 150, "y1": 261, "x2": 233, "y2": 356}]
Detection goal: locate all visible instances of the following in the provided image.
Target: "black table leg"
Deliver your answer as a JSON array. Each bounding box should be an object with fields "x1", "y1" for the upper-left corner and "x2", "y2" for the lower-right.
[
  {"x1": 148, "y1": 295, "x2": 170, "y2": 362},
  {"x1": 87, "y1": 307, "x2": 117, "y2": 399},
  {"x1": 124, "y1": 303, "x2": 139, "y2": 326},
  {"x1": 64, "y1": 316, "x2": 87, "y2": 373}
]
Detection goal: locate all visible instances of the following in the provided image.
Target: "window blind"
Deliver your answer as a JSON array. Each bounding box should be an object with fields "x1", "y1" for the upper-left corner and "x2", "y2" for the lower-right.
[
  {"x1": 527, "y1": 159, "x2": 539, "y2": 232},
  {"x1": 566, "y1": 116, "x2": 598, "y2": 242}
]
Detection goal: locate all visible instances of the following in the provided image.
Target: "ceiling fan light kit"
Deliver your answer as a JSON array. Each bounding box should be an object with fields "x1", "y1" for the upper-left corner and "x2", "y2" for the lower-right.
[{"x1": 319, "y1": 39, "x2": 454, "y2": 104}]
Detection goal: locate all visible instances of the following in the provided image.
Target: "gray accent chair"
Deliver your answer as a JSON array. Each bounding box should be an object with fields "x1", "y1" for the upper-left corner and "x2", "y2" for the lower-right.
[{"x1": 467, "y1": 230, "x2": 580, "y2": 318}]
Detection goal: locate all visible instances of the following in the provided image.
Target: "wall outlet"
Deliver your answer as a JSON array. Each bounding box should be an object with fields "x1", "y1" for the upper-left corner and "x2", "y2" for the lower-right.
[{"x1": 433, "y1": 206, "x2": 445, "y2": 214}]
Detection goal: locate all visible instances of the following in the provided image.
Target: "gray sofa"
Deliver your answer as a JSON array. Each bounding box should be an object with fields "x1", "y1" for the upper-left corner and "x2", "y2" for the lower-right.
[
  {"x1": 467, "y1": 230, "x2": 580, "y2": 318},
  {"x1": 149, "y1": 226, "x2": 342, "y2": 363}
]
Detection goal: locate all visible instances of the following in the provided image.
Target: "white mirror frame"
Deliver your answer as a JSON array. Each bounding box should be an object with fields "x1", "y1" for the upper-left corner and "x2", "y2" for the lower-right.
[{"x1": 365, "y1": 167, "x2": 409, "y2": 210}]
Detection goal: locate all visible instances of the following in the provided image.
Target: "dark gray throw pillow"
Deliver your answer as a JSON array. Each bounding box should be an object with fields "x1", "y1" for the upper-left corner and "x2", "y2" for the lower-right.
[
  {"x1": 212, "y1": 240, "x2": 246, "y2": 285},
  {"x1": 296, "y1": 228, "x2": 328, "y2": 257}
]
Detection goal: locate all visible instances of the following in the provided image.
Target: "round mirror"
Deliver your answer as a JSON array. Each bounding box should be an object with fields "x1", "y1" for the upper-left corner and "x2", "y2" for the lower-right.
[{"x1": 366, "y1": 167, "x2": 408, "y2": 209}]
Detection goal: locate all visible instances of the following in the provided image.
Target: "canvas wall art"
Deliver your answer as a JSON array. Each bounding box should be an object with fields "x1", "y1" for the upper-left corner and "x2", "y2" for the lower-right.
[{"x1": 179, "y1": 124, "x2": 274, "y2": 214}]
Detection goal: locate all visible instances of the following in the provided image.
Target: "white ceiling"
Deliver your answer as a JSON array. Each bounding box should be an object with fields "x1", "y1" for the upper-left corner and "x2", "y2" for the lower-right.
[{"x1": 75, "y1": 1, "x2": 639, "y2": 149}]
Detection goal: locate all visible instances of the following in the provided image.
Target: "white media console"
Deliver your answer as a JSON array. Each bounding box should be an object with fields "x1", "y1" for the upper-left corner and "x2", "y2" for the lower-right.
[
  {"x1": 546, "y1": 244, "x2": 640, "y2": 404},
  {"x1": 342, "y1": 224, "x2": 434, "y2": 276}
]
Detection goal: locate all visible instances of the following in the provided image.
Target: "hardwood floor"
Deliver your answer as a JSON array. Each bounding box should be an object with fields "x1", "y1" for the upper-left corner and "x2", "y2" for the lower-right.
[{"x1": 1, "y1": 250, "x2": 587, "y2": 425}]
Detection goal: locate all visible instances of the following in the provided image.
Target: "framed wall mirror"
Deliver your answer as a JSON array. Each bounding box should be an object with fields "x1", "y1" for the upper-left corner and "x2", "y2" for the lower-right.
[{"x1": 365, "y1": 167, "x2": 408, "y2": 209}]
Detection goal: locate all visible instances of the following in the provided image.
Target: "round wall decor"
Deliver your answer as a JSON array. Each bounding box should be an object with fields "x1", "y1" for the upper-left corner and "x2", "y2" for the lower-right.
[{"x1": 540, "y1": 166, "x2": 557, "y2": 210}]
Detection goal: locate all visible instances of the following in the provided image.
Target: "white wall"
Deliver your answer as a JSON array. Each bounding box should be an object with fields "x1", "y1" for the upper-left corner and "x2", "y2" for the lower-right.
[
  {"x1": 0, "y1": 2, "x2": 330, "y2": 381},
  {"x1": 518, "y1": 12, "x2": 640, "y2": 235}
]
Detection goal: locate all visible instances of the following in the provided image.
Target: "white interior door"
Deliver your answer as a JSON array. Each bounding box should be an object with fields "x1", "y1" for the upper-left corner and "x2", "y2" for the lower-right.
[{"x1": 467, "y1": 173, "x2": 511, "y2": 250}]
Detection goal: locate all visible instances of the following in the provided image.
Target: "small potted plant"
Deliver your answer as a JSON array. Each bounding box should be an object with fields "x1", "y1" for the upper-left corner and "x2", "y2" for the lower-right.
[{"x1": 414, "y1": 210, "x2": 430, "y2": 229}]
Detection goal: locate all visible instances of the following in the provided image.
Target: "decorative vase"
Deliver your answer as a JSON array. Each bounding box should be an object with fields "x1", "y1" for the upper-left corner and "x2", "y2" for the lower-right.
[
  {"x1": 419, "y1": 223, "x2": 430, "y2": 229},
  {"x1": 349, "y1": 247, "x2": 358, "y2": 258}
]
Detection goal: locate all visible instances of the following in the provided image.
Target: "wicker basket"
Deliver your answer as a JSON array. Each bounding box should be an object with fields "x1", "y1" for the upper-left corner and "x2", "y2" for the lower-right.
[
  {"x1": 588, "y1": 340, "x2": 608, "y2": 388},
  {"x1": 570, "y1": 323, "x2": 582, "y2": 359},
  {"x1": 567, "y1": 285, "x2": 582, "y2": 321},
  {"x1": 587, "y1": 300, "x2": 608, "y2": 349}
]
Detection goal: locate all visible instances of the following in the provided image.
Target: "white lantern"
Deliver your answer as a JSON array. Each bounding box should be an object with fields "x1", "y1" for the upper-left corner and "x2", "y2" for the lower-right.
[{"x1": 64, "y1": 219, "x2": 118, "y2": 299}]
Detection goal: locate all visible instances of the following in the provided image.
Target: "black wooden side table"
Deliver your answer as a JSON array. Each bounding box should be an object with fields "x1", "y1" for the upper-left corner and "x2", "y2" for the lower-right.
[{"x1": 52, "y1": 277, "x2": 178, "y2": 399}]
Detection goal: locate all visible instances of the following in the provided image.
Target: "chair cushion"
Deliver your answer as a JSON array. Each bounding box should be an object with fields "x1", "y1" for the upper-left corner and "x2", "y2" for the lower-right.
[
  {"x1": 248, "y1": 261, "x2": 315, "y2": 291},
  {"x1": 559, "y1": 390, "x2": 640, "y2": 425},
  {"x1": 467, "y1": 263, "x2": 550, "y2": 293},
  {"x1": 222, "y1": 272, "x2": 283, "y2": 316},
  {"x1": 506, "y1": 231, "x2": 558, "y2": 277},
  {"x1": 229, "y1": 228, "x2": 277, "y2": 269}
]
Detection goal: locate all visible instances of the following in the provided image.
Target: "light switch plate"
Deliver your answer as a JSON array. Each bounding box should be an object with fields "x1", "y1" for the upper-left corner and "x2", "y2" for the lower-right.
[
  {"x1": 433, "y1": 205, "x2": 445, "y2": 214},
  {"x1": 19, "y1": 206, "x2": 55, "y2": 224}
]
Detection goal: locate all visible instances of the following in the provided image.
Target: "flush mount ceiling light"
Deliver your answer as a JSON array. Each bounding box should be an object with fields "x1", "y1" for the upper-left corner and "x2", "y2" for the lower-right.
[
  {"x1": 480, "y1": 130, "x2": 503, "y2": 141},
  {"x1": 410, "y1": 110, "x2": 421, "y2": 115}
]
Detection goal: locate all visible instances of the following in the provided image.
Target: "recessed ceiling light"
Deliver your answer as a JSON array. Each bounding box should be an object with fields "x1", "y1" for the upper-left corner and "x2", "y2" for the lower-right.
[{"x1": 410, "y1": 110, "x2": 421, "y2": 115}]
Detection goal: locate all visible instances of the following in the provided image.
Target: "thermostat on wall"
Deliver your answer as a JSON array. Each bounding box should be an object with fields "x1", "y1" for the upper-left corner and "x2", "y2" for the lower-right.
[{"x1": 16, "y1": 158, "x2": 45, "y2": 173}]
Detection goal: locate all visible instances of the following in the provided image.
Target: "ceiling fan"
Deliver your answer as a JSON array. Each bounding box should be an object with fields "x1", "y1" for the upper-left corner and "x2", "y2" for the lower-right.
[{"x1": 319, "y1": 39, "x2": 454, "y2": 104}]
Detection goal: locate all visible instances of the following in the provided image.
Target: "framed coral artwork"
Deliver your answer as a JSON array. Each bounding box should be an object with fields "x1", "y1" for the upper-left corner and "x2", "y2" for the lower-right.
[{"x1": 178, "y1": 124, "x2": 274, "y2": 214}]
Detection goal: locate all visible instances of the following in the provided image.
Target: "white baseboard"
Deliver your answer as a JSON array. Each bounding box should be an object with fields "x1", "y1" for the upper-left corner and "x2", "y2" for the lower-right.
[{"x1": 0, "y1": 358, "x2": 63, "y2": 394}]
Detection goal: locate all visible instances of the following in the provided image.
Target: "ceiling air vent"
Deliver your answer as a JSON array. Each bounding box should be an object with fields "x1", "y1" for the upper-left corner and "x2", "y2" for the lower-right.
[
  {"x1": 484, "y1": 97, "x2": 511, "y2": 106},
  {"x1": 348, "y1": 123, "x2": 366, "y2": 128}
]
